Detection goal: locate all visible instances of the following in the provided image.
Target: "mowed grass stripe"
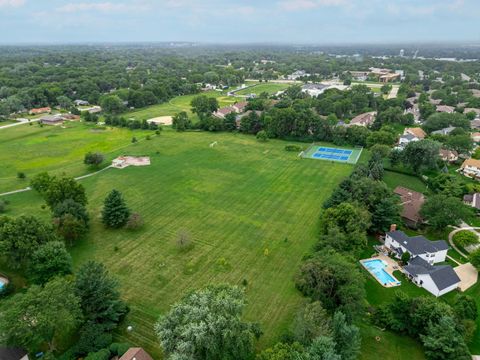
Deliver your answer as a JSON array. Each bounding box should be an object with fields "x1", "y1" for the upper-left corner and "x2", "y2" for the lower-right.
[{"x1": 4, "y1": 130, "x2": 351, "y2": 355}]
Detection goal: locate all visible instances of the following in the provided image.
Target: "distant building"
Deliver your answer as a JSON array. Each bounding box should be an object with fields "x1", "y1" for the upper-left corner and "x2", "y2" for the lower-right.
[
  {"x1": 460, "y1": 158, "x2": 480, "y2": 179},
  {"x1": 465, "y1": 108, "x2": 480, "y2": 119},
  {"x1": 232, "y1": 101, "x2": 248, "y2": 113},
  {"x1": 439, "y1": 149, "x2": 458, "y2": 162},
  {"x1": 431, "y1": 126, "x2": 456, "y2": 136},
  {"x1": 287, "y1": 70, "x2": 310, "y2": 80},
  {"x1": 301, "y1": 83, "x2": 329, "y2": 97},
  {"x1": 29, "y1": 107, "x2": 51, "y2": 115},
  {"x1": 119, "y1": 348, "x2": 154, "y2": 360},
  {"x1": 463, "y1": 193, "x2": 480, "y2": 210},
  {"x1": 436, "y1": 105, "x2": 455, "y2": 113},
  {"x1": 394, "y1": 186, "x2": 425, "y2": 228},
  {"x1": 397, "y1": 133, "x2": 420, "y2": 149},
  {"x1": 471, "y1": 132, "x2": 480, "y2": 142},
  {"x1": 404, "y1": 127, "x2": 426, "y2": 139},
  {"x1": 74, "y1": 100, "x2": 89, "y2": 106},
  {"x1": 40, "y1": 114, "x2": 65, "y2": 125},
  {"x1": 348, "y1": 111, "x2": 376, "y2": 127}
]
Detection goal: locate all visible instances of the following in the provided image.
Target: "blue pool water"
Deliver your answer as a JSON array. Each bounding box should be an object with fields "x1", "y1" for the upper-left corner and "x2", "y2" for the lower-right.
[
  {"x1": 362, "y1": 259, "x2": 400, "y2": 286},
  {"x1": 0, "y1": 278, "x2": 6, "y2": 289}
]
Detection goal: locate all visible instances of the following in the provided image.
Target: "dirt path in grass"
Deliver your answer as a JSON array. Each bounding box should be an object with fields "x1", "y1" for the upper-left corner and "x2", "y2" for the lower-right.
[{"x1": 0, "y1": 165, "x2": 112, "y2": 197}]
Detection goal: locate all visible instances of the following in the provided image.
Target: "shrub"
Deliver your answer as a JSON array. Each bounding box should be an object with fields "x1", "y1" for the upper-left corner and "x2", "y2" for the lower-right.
[
  {"x1": 131, "y1": 137, "x2": 137, "y2": 143},
  {"x1": 17, "y1": 172, "x2": 26, "y2": 179},
  {"x1": 0, "y1": 199, "x2": 7, "y2": 213},
  {"x1": 84, "y1": 349, "x2": 111, "y2": 360},
  {"x1": 401, "y1": 252, "x2": 411, "y2": 264},
  {"x1": 84, "y1": 152, "x2": 105, "y2": 167},
  {"x1": 125, "y1": 213, "x2": 144, "y2": 230},
  {"x1": 453, "y1": 231, "x2": 478, "y2": 248},
  {"x1": 256, "y1": 130, "x2": 269, "y2": 142},
  {"x1": 285, "y1": 144, "x2": 303, "y2": 152},
  {"x1": 110, "y1": 343, "x2": 131, "y2": 357},
  {"x1": 176, "y1": 229, "x2": 192, "y2": 250}
]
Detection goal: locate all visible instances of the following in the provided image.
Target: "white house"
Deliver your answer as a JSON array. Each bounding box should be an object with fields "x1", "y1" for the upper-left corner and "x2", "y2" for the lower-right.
[
  {"x1": 301, "y1": 83, "x2": 329, "y2": 97},
  {"x1": 460, "y1": 158, "x2": 480, "y2": 179},
  {"x1": 396, "y1": 133, "x2": 419, "y2": 149},
  {"x1": 403, "y1": 256, "x2": 460, "y2": 297},
  {"x1": 385, "y1": 230, "x2": 448, "y2": 264}
]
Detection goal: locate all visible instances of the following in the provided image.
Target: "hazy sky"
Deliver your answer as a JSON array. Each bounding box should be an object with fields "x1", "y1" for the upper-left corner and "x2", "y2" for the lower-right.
[{"x1": 0, "y1": 0, "x2": 478, "y2": 44}]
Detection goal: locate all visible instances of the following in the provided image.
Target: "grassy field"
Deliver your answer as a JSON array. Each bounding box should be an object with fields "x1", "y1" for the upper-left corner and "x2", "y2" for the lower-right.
[
  {"x1": 0, "y1": 121, "x2": 154, "y2": 193},
  {"x1": 383, "y1": 170, "x2": 428, "y2": 193},
  {"x1": 123, "y1": 91, "x2": 235, "y2": 122},
  {"x1": 2, "y1": 129, "x2": 362, "y2": 356},
  {"x1": 235, "y1": 83, "x2": 290, "y2": 96}
]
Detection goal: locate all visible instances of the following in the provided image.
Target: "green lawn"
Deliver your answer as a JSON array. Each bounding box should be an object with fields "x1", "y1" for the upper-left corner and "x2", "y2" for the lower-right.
[
  {"x1": 2, "y1": 129, "x2": 360, "y2": 356},
  {"x1": 0, "y1": 121, "x2": 153, "y2": 193},
  {"x1": 235, "y1": 83, "x2": 290, "y2": 96},
  {"x1": 122, "y1": 91, "x2": 236, "y2": 122},
  {"x1": 383, "y1": 171, "x2": 428, "y2": 193}
]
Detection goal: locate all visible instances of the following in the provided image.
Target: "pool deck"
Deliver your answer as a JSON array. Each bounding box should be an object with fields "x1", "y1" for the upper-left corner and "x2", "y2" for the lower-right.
[{"x1": 360, "y1": 254, "x2": 401, "y2": 288}]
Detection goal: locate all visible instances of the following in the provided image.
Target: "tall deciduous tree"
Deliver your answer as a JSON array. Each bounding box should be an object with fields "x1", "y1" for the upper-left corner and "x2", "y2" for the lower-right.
[
  {"x1": 420, "y1": 194, "x2": 473, "y2": 230},
  {"x1": 402, "y1": 140, "x2": 441, "y2": 174},
  {"x1": 29, "y1": 241, "x2": 72, "y2": 284},
  {"x1": 102, "y1": 189, "x2": 130, "y2": 228},
  {"x1": 0, "y1": 215, "x2": 57, "y2": 268},
  {"x1": 295, "y1": 251, "x2": 365, "y2": 320},
  {"x1": 44, "y1": 176, "x2": 88, "y2": 209},
  {"x1": 172, "y1": 111, "x2": 191, "y2": 131},
  {"x1": 155, "y1": 284, "x2": 261, "y2": 360},
  {"x1": 0, "y1": 277, "x2": 81, "y2": 352}
]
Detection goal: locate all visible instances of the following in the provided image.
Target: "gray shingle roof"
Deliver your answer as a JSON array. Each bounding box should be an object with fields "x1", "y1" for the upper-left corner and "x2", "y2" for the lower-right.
[
  {"x1": 0, "y1": 348, "x2": 27, "y2": 360},
  {"x1": 387, "y1": 230, "x2": 448, "y2": 255},
  {"x1": 404, "y1": 256, "x2": 460, "y2": 291}
]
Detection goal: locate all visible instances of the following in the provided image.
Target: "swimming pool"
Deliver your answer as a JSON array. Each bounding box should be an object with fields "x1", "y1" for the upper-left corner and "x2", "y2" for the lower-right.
[
  {"x1": 361, "y1": 259, "x2": 401, "y2": 287},
  {"x1": 0, "y1": 278, "x2": 6, "y2": 289}
]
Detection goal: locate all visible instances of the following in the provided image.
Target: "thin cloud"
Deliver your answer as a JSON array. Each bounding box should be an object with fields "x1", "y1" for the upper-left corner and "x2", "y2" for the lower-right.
[
  {"x1": 0, "y1": 0, "x2": 25, "y2": 7},
  {"x1": 279, "y1": 0, "x2": 348, "y2": 11},
  {"x1": 57, "y1": 1, "x2": 149, "y2": 13}
]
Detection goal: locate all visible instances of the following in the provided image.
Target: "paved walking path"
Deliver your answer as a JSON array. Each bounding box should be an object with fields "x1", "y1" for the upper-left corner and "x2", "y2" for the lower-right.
[
  {"x1": 0, "y1": 165, "x2": 112, "y2": 197},
  {"x1": 0, "y1": 118, "x2": 40, "y2": 130}
]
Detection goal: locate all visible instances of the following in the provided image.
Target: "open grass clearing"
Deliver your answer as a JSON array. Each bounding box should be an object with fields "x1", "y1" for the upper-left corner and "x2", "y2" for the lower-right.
[
  {"x1": 2, "y1": 130, "x2": 361, "y2": 355},
  {"x1": 0, "y1": 121, "x2": 154, "y2": 193},
  {"x1": 235, "y1": 83, "x2": 290, "y2": 96},
  {"x1": 122, "y1": 91, "x2": 236, "y2": 123}
]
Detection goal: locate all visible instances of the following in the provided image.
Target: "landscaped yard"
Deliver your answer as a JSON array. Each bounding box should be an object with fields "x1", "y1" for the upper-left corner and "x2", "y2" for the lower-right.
[
  {"x1": 0, "y1": 121, "x2": 155, "y2": 193},
  {"x1": 122, "y1": 91, "x2": 236, "y2": 122},
  {"x1": 2, "y1": 129, "x2": 364, "y2": 356},
  {"x1": 235, "y1": 83, "x2": 291, "y2": 96}
]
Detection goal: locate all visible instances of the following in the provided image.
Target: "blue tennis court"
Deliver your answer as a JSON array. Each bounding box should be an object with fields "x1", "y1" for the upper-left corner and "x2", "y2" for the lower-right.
[{"x1": 303, "y1": 145, "x2": 362, "y2": 164}]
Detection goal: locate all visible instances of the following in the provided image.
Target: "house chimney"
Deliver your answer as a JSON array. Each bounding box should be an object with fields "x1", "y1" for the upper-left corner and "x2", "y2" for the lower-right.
[{"x1": 390, "y1": 224, "x2": 397, "y2": 232}]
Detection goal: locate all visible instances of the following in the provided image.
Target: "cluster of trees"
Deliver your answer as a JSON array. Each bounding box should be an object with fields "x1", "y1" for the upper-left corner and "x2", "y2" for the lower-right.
[
  {"x1": 0, "y1": 174, "x2": 135, "y2": 358},
  {"x1": 258, "y1": 310, "x2": 360, "y2": 360},
  {"x1": 374, "y1": 292, "x2": 477, "y2": 360},
  {"x1": 0, "y1": 262, "x2": 128, "y2": 359},
  {"x1": 30, "y1": 173, "x2": 90, "y2": 245},
  {"x1": 102, "y1": 114, "x2": 160, "y2": 131},
  {"x1": 155, "y1": 284, "x2": 261, "y2": 360}
]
